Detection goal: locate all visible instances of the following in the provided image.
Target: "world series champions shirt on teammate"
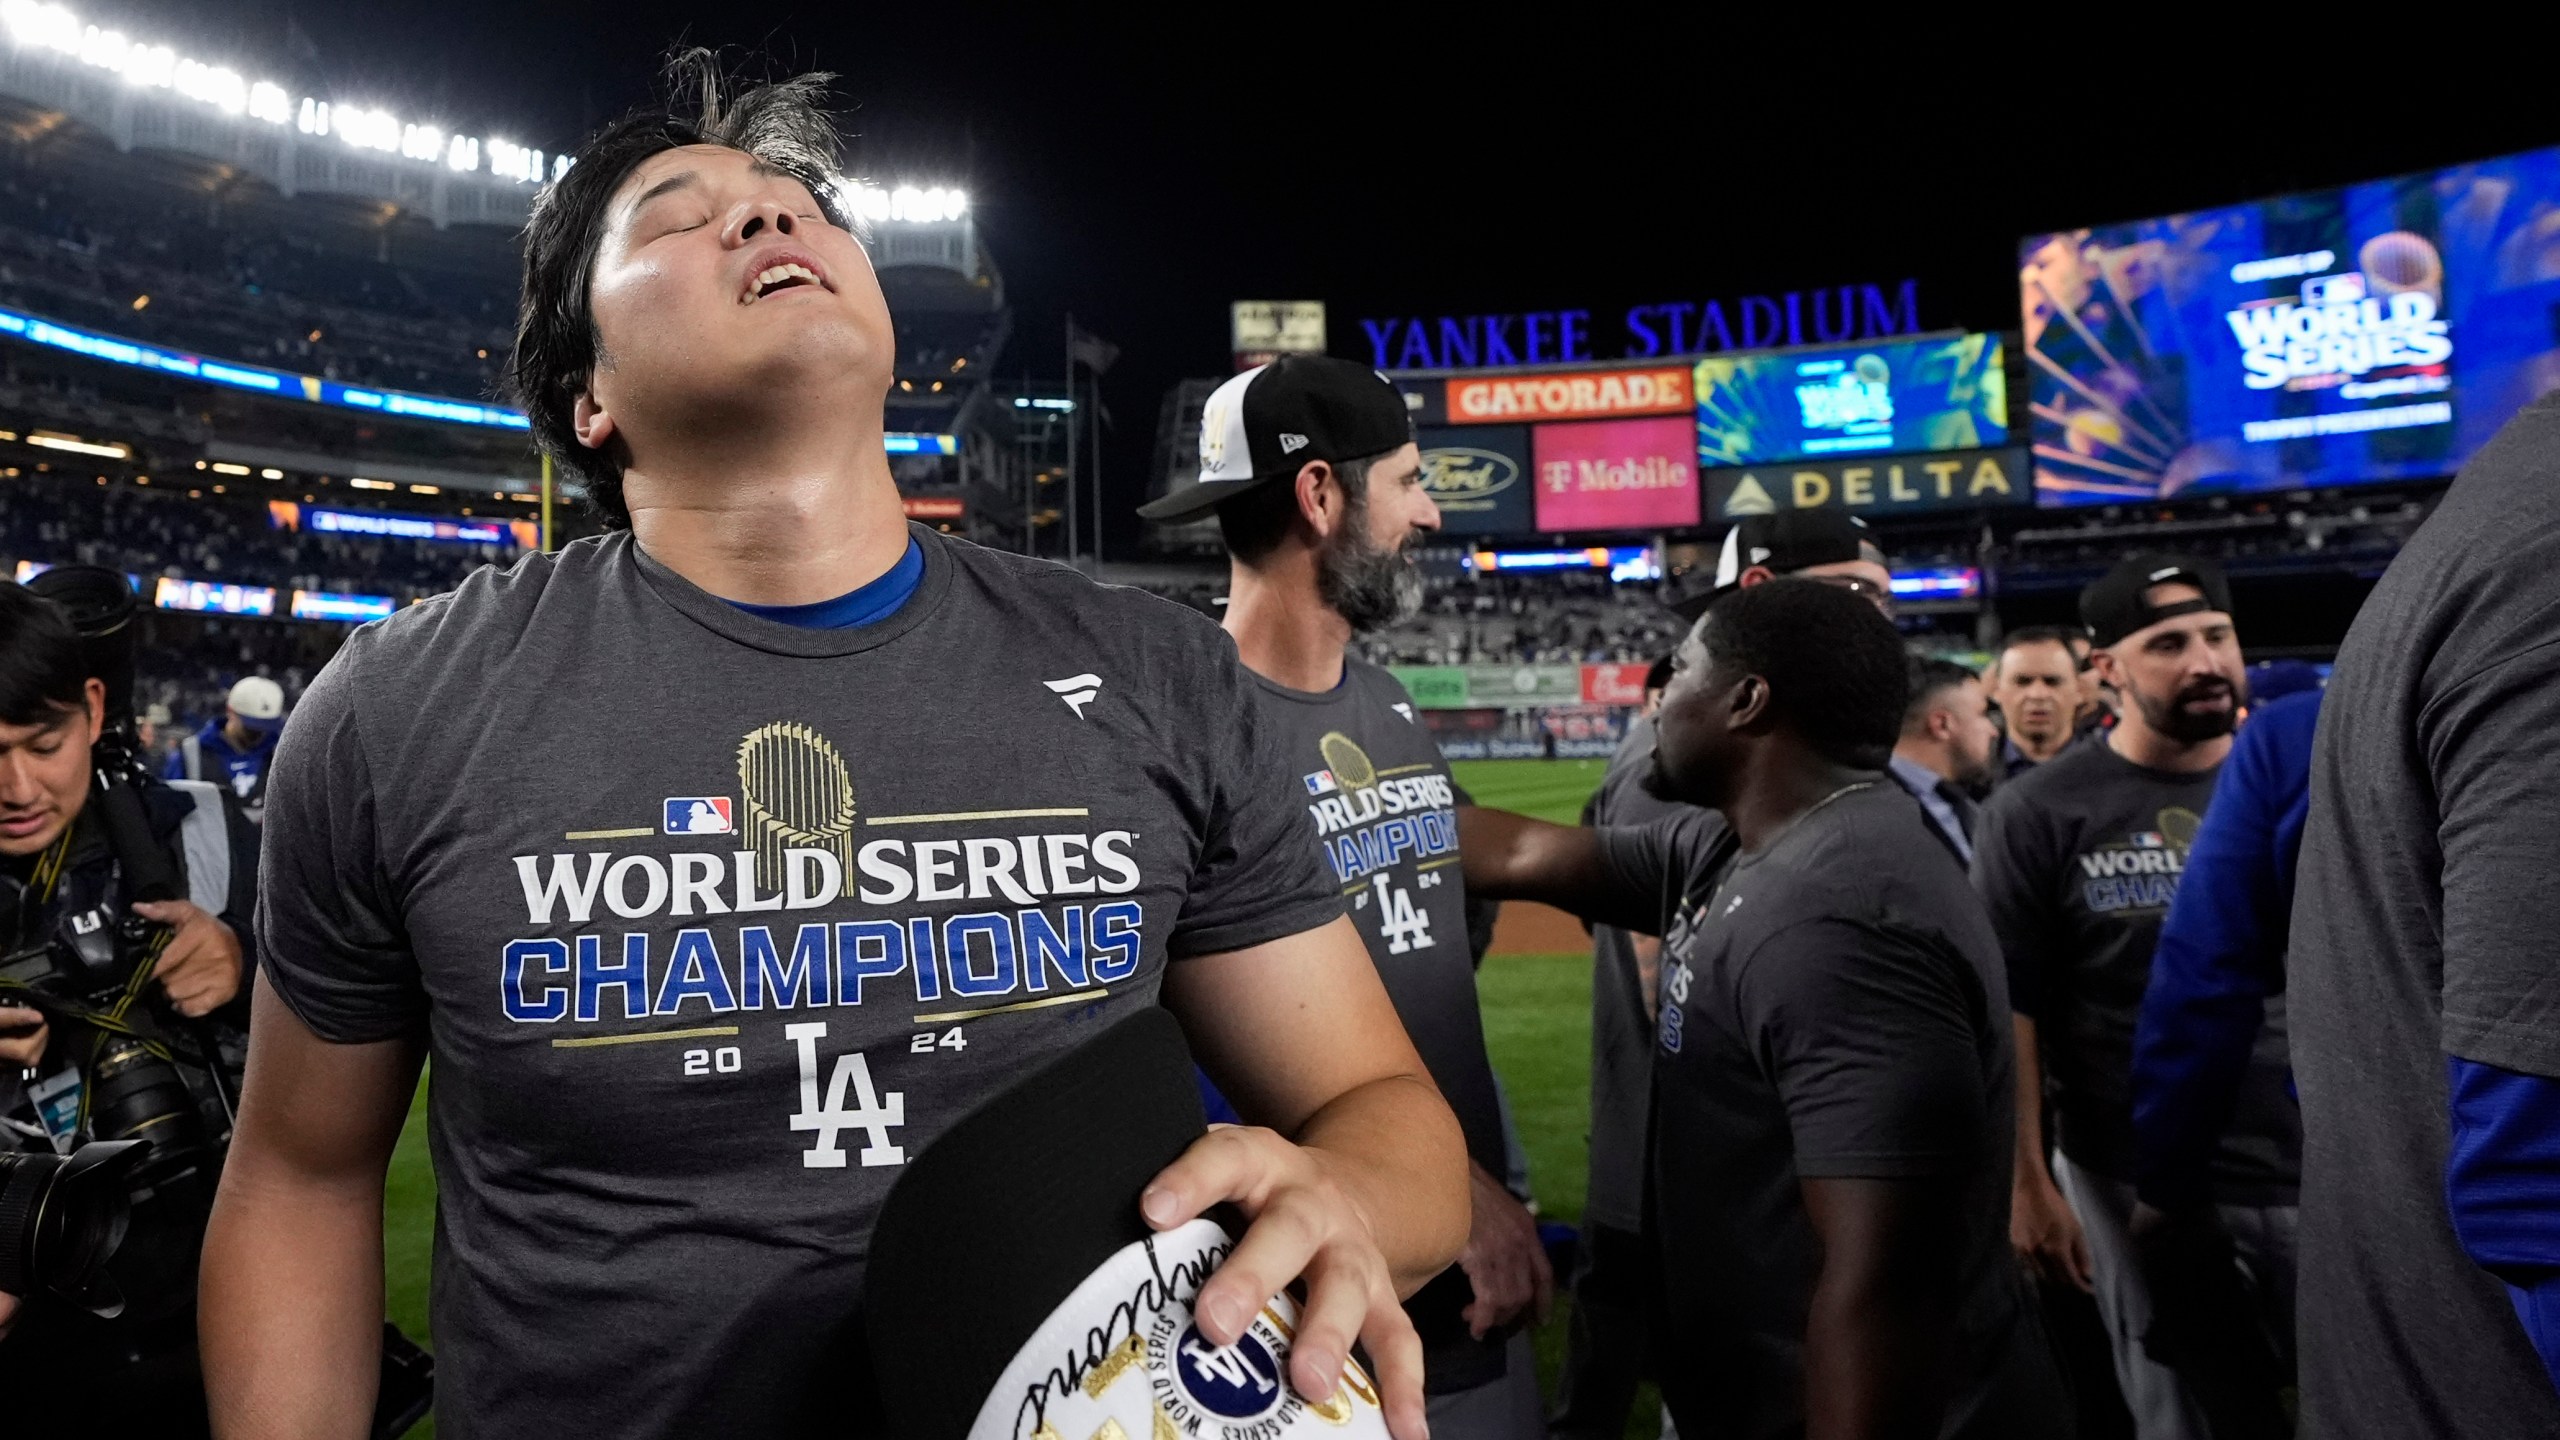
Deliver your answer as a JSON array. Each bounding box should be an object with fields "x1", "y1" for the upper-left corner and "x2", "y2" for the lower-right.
[
  {"x1": 1246, "y1": 656, "x2": 1511, "y2": 1391},
  {"x1": 253, "y1": 524, "x2": 1344, "y2": 1440},
  {"x1": 1972, "y1": 742, "x2": 2300, "y2": 1200},
  {"x1": 1595, "y1": 784, "x2": 2051, "y2": 1436}
]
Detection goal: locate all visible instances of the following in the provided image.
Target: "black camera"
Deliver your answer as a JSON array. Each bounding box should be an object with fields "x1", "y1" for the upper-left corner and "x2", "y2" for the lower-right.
[{"x1": 0, "y1": 1139, "x2": 149, "y2": 1317}]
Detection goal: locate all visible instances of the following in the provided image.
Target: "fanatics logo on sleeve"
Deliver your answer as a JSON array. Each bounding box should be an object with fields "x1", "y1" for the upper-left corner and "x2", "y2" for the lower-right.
[
  {"x1": 663, "y1": 796, "x2": 735, "y2": 835},
  {"x1": 1044, "y1": 673, "x2": 1103, "y2": 718}
]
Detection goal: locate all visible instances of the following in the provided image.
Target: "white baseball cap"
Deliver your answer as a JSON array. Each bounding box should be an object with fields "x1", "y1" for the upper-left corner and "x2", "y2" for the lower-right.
[
  {"x1": 226, "y1": 676, "x2": 285, "y2": 729},
  {"x1": 867, "y1": 1009, "x2": 1390, "y2": 1439}
]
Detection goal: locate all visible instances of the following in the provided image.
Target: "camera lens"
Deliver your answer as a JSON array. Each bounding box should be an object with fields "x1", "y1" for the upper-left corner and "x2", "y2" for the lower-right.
[
  {"x1": 88, "y1": 1038, "x2": 209, "y2": 1163},
  {"x1": 0, "y1": 1140, "x2": 148, "y2": 1317}
]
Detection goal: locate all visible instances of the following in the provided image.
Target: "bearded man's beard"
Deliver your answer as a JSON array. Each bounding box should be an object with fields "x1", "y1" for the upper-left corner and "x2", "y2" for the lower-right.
[
  {"x1": 1318, "y1": 507, "x2": 1423, "y2": 632},
  {"x1": 2135, "y1": 675, "x2": 2241, "y2": 743}
]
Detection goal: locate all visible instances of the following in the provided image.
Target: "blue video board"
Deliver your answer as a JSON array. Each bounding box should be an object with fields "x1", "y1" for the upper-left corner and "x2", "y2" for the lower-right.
[
  {"x1": 1694, "y1": 332, "x2": 2008, "y2": 468},
  {"x1": 2022, "y1": 144, "x2": 2560, "y2": 504}
]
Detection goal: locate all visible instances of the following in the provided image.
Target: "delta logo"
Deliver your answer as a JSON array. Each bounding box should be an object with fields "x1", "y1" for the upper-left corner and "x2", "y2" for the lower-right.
[{"x1": 664, "y1": 796, "x2": 735, "y2": 835}]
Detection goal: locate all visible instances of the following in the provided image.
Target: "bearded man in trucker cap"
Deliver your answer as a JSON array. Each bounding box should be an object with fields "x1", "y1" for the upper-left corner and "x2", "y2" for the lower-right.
[{"x1": 1141, "y1": 355, "x2": 1549, "y2": 1436}]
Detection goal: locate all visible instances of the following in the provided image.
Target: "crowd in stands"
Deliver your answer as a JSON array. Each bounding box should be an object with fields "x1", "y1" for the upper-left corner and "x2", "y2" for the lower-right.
[
  {"x1": 0, "y1": 470, "x2": 519, "y2": 605},
  {"x1": 1355, "y1": 569, "x2": 1686, "y2": 667},
  {"x1": 0, "y1": 164, "x2": 517, "y2": 400}
]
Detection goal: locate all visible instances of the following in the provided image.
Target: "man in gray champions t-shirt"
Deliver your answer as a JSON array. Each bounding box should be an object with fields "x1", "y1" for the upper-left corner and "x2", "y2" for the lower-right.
[
  {"x1": 1464, "y1": 580, "x2": 2062, "y2": 1440},
  {"x1": 1974, "y1": 553, "x2": 2297, "y2": 1440},
  {"x1": 197, "y1": 63, "x2": 1469, "y2": 1440},
  {"x1": 1140, "y1": 355, "x2": 1547, "y2": 1433}
]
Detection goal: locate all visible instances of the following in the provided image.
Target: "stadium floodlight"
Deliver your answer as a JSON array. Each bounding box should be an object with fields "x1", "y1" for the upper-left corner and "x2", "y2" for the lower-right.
[
  {"x1": 832, "y1": 180, "x2": 970, "y2": 226},
  {"x1": 173, "y1": 58, "x2": 247, "y2": 114},
  {"x1": 3, "y1": 0, "x2": 556, "y2": 185},
  {"x1": 334, "y1": 106, "x2": 400, "y2": 154},
  {"x1": 550, "y1": 153, "x2": 572, "y2": 183},
  {"x1": 0, "y1": 1, "x2": 80, "y2": 53}
]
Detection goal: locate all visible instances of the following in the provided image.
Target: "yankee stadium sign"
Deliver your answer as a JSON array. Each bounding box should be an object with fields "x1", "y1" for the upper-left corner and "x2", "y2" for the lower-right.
[{"x1": 1360, "y1": 279, "x2": 1921, "y2": 370}]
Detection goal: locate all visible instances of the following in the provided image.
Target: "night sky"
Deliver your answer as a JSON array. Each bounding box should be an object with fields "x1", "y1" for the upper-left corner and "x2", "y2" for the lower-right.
[{"x1": 81, "y1": 4, "x2": 2560, "y2": 554}]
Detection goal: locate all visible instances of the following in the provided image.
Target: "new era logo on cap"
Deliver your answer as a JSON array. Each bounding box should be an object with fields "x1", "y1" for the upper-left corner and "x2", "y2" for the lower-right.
[{"x1": 1137, "y1": 356, "x2": 1417, "y2": 522}]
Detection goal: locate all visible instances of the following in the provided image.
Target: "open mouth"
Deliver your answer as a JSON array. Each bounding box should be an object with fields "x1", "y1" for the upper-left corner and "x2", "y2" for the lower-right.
[{"x1": 742, "y1": 260, "x2": 828, "y2": 305}]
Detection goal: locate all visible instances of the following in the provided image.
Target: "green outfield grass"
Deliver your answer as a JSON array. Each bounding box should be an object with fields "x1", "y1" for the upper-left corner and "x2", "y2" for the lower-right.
[{"x1": 379, "y1": 758, "x2": 1629, "y2": 1438}]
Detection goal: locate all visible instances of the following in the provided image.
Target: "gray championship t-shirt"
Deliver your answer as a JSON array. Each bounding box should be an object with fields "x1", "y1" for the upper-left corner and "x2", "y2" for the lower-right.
[
  {"x1": 1250, "y1": 657, "x2": 1507, "y2": 1392},
  {"x1": 1603, "y1": 784, "x2": 2034, "y2": 1438},
  {"x1": 2291, "y1": 390, "x2": 2560, "y2": 1437},
  {"x1": 1580, "y1": 714, "x2": 1725, "y2": 1237},
  {"x1": 1973, "y1": 740, "x2": 2300, "y2": 1201},
  {"x1": 256, "y1": 527, "x2": 1342, "y2": 1439}
]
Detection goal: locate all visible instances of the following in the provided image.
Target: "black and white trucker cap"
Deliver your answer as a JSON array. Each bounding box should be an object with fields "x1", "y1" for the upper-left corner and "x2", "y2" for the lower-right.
[
  {"x1": 1666, "y1": 509, "x2": 1887, "y2": 620},
  {"x1": 865, "y1": 1007, "x2": 1392, "y2": 1440},
  {"x1": 2080, "y1": 552, "x2": 2233, "y2": 647},
  {"x1": 1136, "y1": 355, "x2": 1416, "y2": 522}
]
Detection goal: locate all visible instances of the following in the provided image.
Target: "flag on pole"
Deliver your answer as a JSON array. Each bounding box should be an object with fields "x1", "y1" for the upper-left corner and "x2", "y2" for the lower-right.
[{"x1": 1067, "y1": 323, "x2": 1120, "y2": 376}]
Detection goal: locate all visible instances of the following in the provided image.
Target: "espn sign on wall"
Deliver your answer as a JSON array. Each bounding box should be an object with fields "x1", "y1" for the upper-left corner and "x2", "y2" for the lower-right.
[{"x1": 1445, "y1": 365, "x2": 1692, "y2": 423}]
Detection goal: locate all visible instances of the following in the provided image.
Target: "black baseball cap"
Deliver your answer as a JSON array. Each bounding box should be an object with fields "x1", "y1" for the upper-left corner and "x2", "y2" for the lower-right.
[
  {"x1": 1137, "y1": 355, "x2": 1416, "y2": 521},
  {"x1": 2080, "y1": 553, "x2": 2234, "y2": 647},
  {"x1": 863, "y1": 1009, "x2": 1398, "y2": 1439},
  {"x1": 1667, "y1": 510, "x2": 1887, "y2": 620}
]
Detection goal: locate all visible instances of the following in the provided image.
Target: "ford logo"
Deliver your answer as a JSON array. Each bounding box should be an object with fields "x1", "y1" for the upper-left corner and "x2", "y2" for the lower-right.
[{"x1": 1418, "y1": 447, "x2": 1521, "y2": 502}]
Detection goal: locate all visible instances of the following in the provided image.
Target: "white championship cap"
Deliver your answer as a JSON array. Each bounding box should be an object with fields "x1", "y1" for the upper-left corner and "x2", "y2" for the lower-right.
[
  {"x1": 867, "y1": 1009, "x2": 1391, "y2": 1440},
  {"x1": 969, "y1": 1218, "x2": 1390, "y2": 1440}
]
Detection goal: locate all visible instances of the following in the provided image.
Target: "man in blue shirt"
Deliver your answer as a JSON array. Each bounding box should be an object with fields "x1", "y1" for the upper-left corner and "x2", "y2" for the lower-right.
[
  {"x1": 2131, "y1": 688, "x2": 2320, "y2": 1214},
  {"x1": 165, "y1": 675, "x2": 285, "y2": 822}
]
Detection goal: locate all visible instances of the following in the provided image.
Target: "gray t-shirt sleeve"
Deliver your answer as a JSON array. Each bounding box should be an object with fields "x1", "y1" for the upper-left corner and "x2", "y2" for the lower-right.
[
  {"x1": 1165, "y1": 647, "x2": 1345, "y2": 958},
  {"x1": 1737, "y1": 917, "x2": 1989, "y2": 1178},
  {"x1": 2433, "y1": 637, "x2": 2560, "y2": 1075},
  {"x1": 254, "y1": 641, "x2": 425, "y2": 1042},
  {"x1": 1971, "y1": 792, "x2": 2055, "y2": 1021}
]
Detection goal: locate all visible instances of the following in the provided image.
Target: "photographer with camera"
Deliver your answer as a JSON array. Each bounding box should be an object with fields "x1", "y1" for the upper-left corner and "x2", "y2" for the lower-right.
[{"x1": 0, "y1": 574, "x2": 257, "y2": 1436}]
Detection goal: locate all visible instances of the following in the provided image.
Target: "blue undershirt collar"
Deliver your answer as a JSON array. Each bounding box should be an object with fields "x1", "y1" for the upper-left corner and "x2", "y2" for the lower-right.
[{"x1": 723, "y1": 538, "x2": 925, "y2": 630}]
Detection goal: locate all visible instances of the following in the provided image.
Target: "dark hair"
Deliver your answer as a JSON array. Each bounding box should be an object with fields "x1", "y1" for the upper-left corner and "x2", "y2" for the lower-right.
[
  {"x1": 1697, "y1": 578, "x2": 1907, "y2": 768},
  {"x1": 1902, "y1": 654, "x2": 1980, "y2": 735},
  {"x1": 0, "y1": 583, "x2": 93, "y2": 726},
  {"x1": 509, "y1": 49, "x2": 850, "y2": 529},
  {"x1": 1998, "y1": 624, "x2": 2089, "y2": 671},
  {"x1": 1215, "y1": 451, "x2": 1384, "y2": 564},
  {"x1": 1644, "y1": 653, "x2": 1676, "y2": 693}
]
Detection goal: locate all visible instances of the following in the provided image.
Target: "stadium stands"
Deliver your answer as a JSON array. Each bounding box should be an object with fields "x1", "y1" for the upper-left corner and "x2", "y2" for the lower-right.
[{"x1": 0, "y1": 121, "x2": 520, "y2": 399}]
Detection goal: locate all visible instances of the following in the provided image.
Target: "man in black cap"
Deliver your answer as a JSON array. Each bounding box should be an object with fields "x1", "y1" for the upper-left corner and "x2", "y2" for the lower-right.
[
  {"x1": 1670, "y1": 509, "x2": 1896, "y2": 622},
  {"x1": 1973, "y1": 554, "x2": 2299, "y2": 1440},
  {"x1": 1464, "y1": 579, "x2": 2064, "y2": 1439},
  {"x1": 1141, "y1": 355, "x2": 1549, "y2": 1436}
]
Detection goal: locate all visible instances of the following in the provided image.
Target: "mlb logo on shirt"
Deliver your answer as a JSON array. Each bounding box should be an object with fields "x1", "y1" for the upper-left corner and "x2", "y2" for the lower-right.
[
  {"x1": 1303, "y1": 770, "x2": 1338, "y2": 796},
  {"x1": 2132, "y1": 831, "x2": 2166, "y2": 848},
  {"x1": 663, "y1": 797, "x2": 735, "y2": 835}
]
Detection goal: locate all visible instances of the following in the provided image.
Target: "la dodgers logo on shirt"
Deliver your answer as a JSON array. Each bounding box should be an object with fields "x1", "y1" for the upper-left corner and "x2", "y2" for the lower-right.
[{"x1": 663, "y1": 796, "x2": 735, "y2": 835}]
